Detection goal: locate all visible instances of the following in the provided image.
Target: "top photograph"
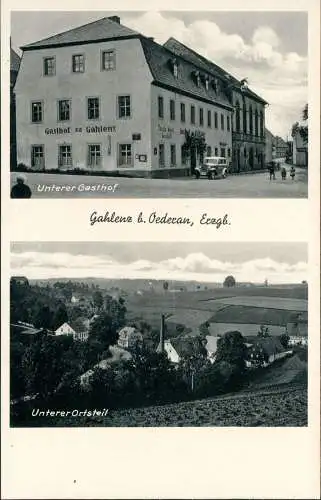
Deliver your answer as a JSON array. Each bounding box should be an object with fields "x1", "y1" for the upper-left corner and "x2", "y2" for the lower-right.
[{"x1": 10, "y1": 11, "x2": 308, "y2": 199}]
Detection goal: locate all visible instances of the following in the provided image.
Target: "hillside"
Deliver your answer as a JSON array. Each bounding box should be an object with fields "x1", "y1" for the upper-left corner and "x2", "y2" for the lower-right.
[{"x1": 29, "y1": 382, "x2": 307, "y2": 427}]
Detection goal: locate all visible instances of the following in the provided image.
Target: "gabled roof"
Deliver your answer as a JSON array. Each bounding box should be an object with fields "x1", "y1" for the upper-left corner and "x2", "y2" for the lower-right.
[
  {"x1": 164, "y1": 37, "x2": 268, "y2": 105},
  {"x1": 67, "y1": 317, "x2": 90, "y2": 334},
  {"x1": 140, "y1": 36, "x2": 233, "y2": 110},
  {"x1": 21, "y1": 16, "x2": 139, "y2": 50},
  {"x1": 168, "y1": 336, "x2": 207, "y2": 358},
  {"x1": 10, "y1": 48, "x2": 21, "y2": 72}
]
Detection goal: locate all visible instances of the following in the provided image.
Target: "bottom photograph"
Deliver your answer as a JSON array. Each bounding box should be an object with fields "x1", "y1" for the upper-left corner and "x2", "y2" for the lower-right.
[{"x1": 9, "y1": 242, "x2": 308, "y2": 427}]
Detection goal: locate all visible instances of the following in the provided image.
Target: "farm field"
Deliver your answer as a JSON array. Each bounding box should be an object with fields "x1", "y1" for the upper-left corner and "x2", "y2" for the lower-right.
[
  {"x1": 208, "y1": 322, "x2": 285, "y2": 337},
  {"x1": 210, "y1": 305, "x2": 300, "y2": 326},
  {"x1": 41, "y1": 383, "x2": 307, "y2": 427},
  {"x1": 126, "y1": 286, "x2": 308, "y2": 335},
  {"x1": 205, "y1": 296, "x2": 307, "y2": 311}
]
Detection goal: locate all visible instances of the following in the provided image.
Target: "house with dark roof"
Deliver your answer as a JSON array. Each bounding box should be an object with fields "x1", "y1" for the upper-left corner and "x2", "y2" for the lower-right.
[
  {"x1": 164, "y1": 38, "x2": 268, "y2": 173},
  {"x1": 13, "y1": 15, "x2": 244, "y2": 177},
  {"x1": 245, "y1": 336, "x2": 293, "y2": 368},
  {"x1": 156, "y1": 336, "x2": 207, "y2": 363},
  {"x1": 55, "y1": 317, "x2": 90, "y2": 342}
]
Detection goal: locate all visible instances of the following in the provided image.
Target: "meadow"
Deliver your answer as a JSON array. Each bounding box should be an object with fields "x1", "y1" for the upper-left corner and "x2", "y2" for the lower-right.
[{"x1": 126, "y1": 285, "x2": 308, "y2": 335}]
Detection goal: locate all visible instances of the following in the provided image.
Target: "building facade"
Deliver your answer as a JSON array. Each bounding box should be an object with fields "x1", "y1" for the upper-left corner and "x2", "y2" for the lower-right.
[
  {"x1": 10, "y1": 47, "x2": 21, "y2": 168},
  {"x1": 292, "y1": 123, "x2": 308, "y2": 167},
  {"x1": 265, "y1": 128, "x2": 274, "y2": 165},
  {"x1": 14, "y1": 16, "x2": 267, "y2": 177},
  {"x1": 164, "y1": 38, "x2": 267, "y2": 173}
]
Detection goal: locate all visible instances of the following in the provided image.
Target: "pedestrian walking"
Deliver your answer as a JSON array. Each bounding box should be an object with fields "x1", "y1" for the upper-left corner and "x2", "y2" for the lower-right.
[
  {"x1": 11, "y1": 174, "x2": 32, "y2": 198},
  {"x1": 290, "y1": 166, "x2": 296, "y2": 180},
  {"x1": 281, "y1": 166, "x2": 287, "y2": 180},
  {"x1": 269, "y1": 162, "x2": 276, "y2": 181}
]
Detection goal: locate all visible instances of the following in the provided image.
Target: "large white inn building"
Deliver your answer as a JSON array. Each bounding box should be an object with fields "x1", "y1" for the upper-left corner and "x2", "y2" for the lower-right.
[{"x1": 14, "y1": 16, "x2": 266, "y2": 177}]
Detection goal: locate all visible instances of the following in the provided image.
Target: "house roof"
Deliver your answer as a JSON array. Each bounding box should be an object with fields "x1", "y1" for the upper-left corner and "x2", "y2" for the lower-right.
[
  {"x1": 246, "y1": 336, "x2": 287, "y2": 356},
  {"x1": 68, "y1": 317, "x2": 90, "y2": 334},
  {"x1": 164, "y1": 37, "x2": 268, "y2": 105},
  {"x1": 169, "y1": 336, "x2": 207, "y2": 358},
  {"x1": 21, "y1": 16, "x2": 139, "y2": 50},
  {"x1": 140, "y1": 36, "x2": 233, "y2": 110},
  {"x1": 118, "y1": 326, "x2": 140, "y2": 337},
  {"x1": 10, "y1": 48, "x2": 21, "y2": 72}
]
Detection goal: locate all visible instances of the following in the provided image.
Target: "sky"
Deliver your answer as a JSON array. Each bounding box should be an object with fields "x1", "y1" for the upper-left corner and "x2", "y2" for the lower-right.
[
  {"x1": 11, "y1": 11, "x2": 307, "y2": 138},
  {"x1": 10, "y1": 242, "x2": 308, "y2": 284}
]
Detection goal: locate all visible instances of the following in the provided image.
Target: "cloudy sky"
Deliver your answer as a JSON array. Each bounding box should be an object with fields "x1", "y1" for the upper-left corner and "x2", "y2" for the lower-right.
[
  {"x1": 11, "y1": 242, "x2": 307, "y2": 284},
  {"x1": 11, "y1": 11, "x2": 307, "y2": 138}
]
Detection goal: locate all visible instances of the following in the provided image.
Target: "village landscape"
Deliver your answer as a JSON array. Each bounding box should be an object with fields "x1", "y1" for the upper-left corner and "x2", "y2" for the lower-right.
[{"x1": 10, "y1": 275, "x2": 308, "y2": 427}]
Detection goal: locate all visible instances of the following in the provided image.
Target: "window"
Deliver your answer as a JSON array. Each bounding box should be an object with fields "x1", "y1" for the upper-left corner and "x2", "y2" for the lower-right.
[
  {"x1": 173, "y1": 63, "x2": 178, "y2": 78},
  {"x1": 31, "y1": 145, "x2": 44, "y2": 168},
  {"x1": 158, "y1": 96, "x2": 164, "y2": 119},
  {"x1": 228, "y1": 148, "x2": 231, "y2": 157},
  {"x1": 227, "y1": 116, "x2": 230, "y2": 131},
  {"x1": 88, "y1": 144, "x2": 101, "y2": 167},
  {"x1": 58, "y1": 99, "x2": 71, "y2": 121},
  {"x1": 221, "y1": 114, "x2": 225, "y2": 130},
  {"x1": 87, "y1": 98, "x2": 100, "y2": 120},
  {"x1": 43, "y1": 57, "x2": 55, "y2": 76},
  {"x1": 118, "y1": 95, "x2": 131, "y2": 118},
  {"x1": 31, "y1": 101, "x2": 43, "y2": 123},
  {"x1": 214, "y1": 147, "x2": 218, "y2": 156},
  {"x1": 214, "y1": 112, "x2": 218, "y2": 128},
  {"x1": 199, "y1": 108, "x2": 204, "y2": 126},
  {"x1": 159, "y1": 144, "x2": 165, "y2": 167},
  {"x1": 180, "y1": 102, "x2": 186, "y2": 123},
  {"x1": 205, "y1": 79, "x2": 209, "y2": 91},
  {"x1": 254, "y1": 110, "x2": 259, "y2": 136},
  {"x1": 191, "y1": 105, "x2": 195, "y2": 124},
  {"x1": 260, "y1": 110, "x2": 264, "y2": 136},
  {"x1": 58, "y1": 145, "x2": 72, "y2": 167},
  {"x1": 249, "y1": 105, "x2": 253, "y2": 134},
  {"x1": 243, "y1": 106, "x2": 247, "y2": 133},
  {"x1": 101, "y1": 50, "x2": 116, "y2": 71},
  {"x1": 236, "y1": 102, "x2": 241, "y2": 132},
  {"x1": 72, "y1": 54, "x2": 85, "y2": 73},
  {"x1": 181, "y1": 145, "x2": 187, "y2": 165},
  {"x1": 221, "y1": 148, "x2": 226, "y2": 157},
  {"x1": 207, "y1": 110, "x2": 211, "y2": 128},
  {"x1": 118, "y1": 144, "x2": 132, "y2": 166},
  {"x1": 170, "y1": 144, "x2": 176, "y2": 166},
  {"x1": 170, "y1": 99, "x2": 175, "y2": 120},
  {"x1": 206, "y1": 146, "x2": 212, "y2": 156}
]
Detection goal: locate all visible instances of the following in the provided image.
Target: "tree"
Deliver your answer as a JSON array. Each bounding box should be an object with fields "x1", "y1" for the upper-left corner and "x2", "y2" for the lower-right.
[
  {"x1": 89, "y1": 312, "x2": 120, "y2": 349},
  {"x1": 215, "y1": 331, "x2": 247, "y2": 371},
  {"x1": 223, "y1": 275, "x2": 236, "y2": 288},
  {"x1": 280, "y1": 333, "x2": 290, "y2": 349},
  {"x1": 52, "y1": 304, "x2": 68, "y2": 330},
  {"x1": 33, "y1": 305, "x2": 54, "y2": 329},
  {"x1": 163, "y1": 281, "x2": 169, "y2": 291},
  {"x1": 182, "y1": 129, "x2": 207, "y2": 163},
  {"x1": 257, "y1": 325, "x2": 269, "y2": 338},
  {"x1": 93, "y1": 290, "x2": 104, "y2": 311}
]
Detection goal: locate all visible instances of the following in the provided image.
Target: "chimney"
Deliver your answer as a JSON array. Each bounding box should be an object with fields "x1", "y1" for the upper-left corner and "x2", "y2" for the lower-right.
[
  {"x1": 108, "y1": 15, "x2": 120, "y2": 24},
  {"x1": 159, "y1": 314, "x2": 165, "y2": 353}
]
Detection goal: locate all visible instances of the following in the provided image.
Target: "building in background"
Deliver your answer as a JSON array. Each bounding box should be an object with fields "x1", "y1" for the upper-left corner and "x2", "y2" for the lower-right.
[
  {"x1": 272, "y1": 135, "x2": 288, "y2": 161},
  {"x1": 265, "y1": 128, "x2": 274, "y2": 165},
  {"x1": 10, "y1": 45, "x2": 21, "y2": 169},
  {"x1": 292, "y1": 120, "x2": 308, "y2": 167},
  {"x1": 164, "y1": 38, "x2": 268, "y2": 173},
  {"x1": 14, "y1": 16, "x2": 268, "y2": 177}
]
